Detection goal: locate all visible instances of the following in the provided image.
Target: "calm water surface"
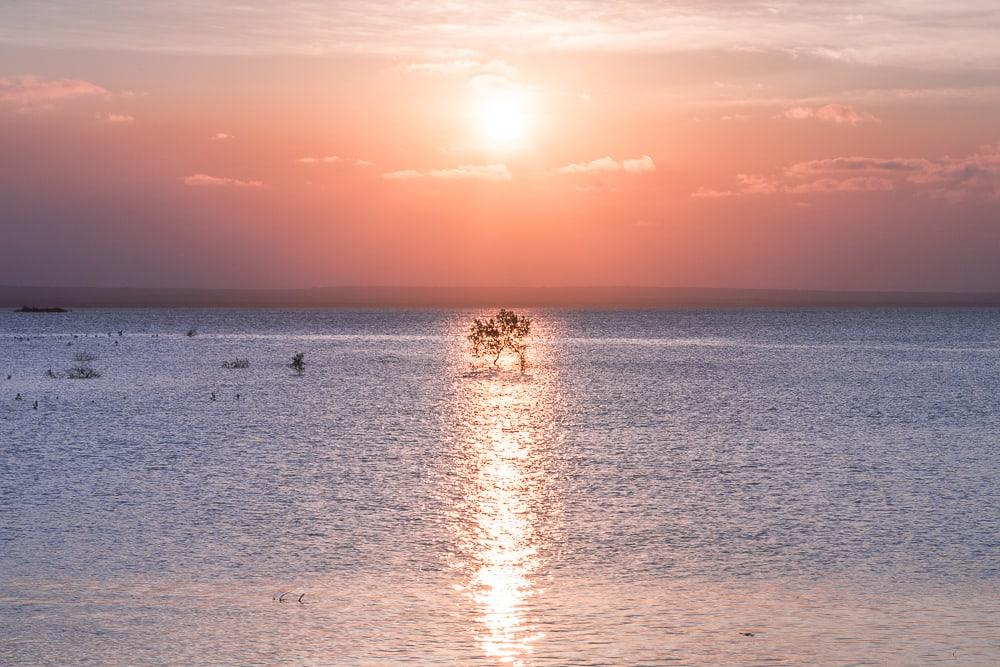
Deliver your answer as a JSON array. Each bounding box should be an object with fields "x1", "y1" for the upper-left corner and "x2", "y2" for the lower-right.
[{"x1": 2, "y1": 309, "x2": 999, "y2": 665}]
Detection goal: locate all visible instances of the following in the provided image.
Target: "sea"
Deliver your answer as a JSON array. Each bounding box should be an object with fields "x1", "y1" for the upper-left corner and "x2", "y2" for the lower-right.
[{"x1": 2, "y1": 308, "x2": 998, "y2": 665}]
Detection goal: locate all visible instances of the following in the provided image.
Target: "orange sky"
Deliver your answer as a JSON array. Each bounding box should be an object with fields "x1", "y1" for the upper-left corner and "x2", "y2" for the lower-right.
[{"x1": 1, "y1": 3, "x2": 999, "y2": 290}]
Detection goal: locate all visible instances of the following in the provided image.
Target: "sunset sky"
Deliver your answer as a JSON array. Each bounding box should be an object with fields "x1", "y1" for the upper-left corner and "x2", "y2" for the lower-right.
[{"x1": 2, "y1": 2, "x2": 999, "y2": 291}]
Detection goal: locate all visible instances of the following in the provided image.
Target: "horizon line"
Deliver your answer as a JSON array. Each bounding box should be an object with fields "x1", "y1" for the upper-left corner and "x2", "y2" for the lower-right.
[{"x1": 3, "y1": 284, "x2": 1000, "y2": 309}]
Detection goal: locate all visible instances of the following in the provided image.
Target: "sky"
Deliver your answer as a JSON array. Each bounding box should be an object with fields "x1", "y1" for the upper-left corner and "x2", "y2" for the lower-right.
[{"x1": 1, "y1": 1, "x2": 999, "y2": 291}]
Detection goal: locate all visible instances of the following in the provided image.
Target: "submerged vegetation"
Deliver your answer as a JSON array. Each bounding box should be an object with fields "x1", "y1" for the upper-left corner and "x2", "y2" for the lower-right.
[
  {"x1": 468, "y1": 308, "x2": 532, "y2": 370},
  {"x1": 289, "y1": 352, "x2": 306, "y2": 375},
  {"x1": 20, "y1": 313, "x2": 533, "y2": 395},
  {"x1": 66, "y1": 365, "x2": 101, "y2": 379},
  {"x1": 44, "y1": 351, "x2": 103, "y2": 379}
]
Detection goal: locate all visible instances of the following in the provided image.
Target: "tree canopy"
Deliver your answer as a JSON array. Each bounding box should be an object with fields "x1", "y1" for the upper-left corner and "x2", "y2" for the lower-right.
[{"x1": 468, "y1": 308, "x2": 532, "y2": 369}]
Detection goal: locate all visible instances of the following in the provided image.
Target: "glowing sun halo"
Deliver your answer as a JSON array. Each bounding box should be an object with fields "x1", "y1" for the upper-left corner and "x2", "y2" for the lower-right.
[
  {"x1": 480, "y1": 94, "x2": 526, "y2": 144},
  {"x1": 472, "y1": 82, "x2": 530, "y2": 147}
]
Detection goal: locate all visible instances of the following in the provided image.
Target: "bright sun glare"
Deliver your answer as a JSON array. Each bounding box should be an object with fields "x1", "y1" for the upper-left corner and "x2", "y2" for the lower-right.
[
  {"x1": 480, "y1": 94, "x2": 526, "y2": 144},
  {"x1": 474, "y1": 84, "x2": 530, "y2": 146}
]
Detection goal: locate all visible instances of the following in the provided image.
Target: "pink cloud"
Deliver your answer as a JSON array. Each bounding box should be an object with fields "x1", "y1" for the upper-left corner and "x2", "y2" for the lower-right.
[
  {"x1": 787, "y1": 145, "x2": 1000, "y2": 191},
  {"x1": 786, "y1": 157, "x2": 932, "y2": 176},
  {"x1": 297, "y1": 155, "x2": 342, "y2": 164},
  {"x1": 382, "y1": 169, "x2": 422, "y2": 180},
  {"x1": 402, "y1": 59, "x2": 514, "y2": 78},
  {"x1": 783, "y1": 103, "x2": 878, "y2": 125},
  {"x1": 557, "y1": 155, "x2": 656, "y2": 174},
  {"x1": 736, "y1": 173, "x2": 779, "y2": 194},
  {"x1": 788, "y1": 177, "x2": 895, "y2": 193},
  {"x1": 429, "y1": 164, "x2": 512, "y2": 180},
  {"x1": 382, "y1": 164, "x2": 513, "y2": 181},
  {"x1": 181, "y1": 174, "x2": 262, "y2": 188},
  {"x1": 557, "y1": 156, "x2": 620, "y2": 174},
  {"x1": 783, "y1": 106, "x2": 815, "y2": 120},
  {"x1": 0, "y1": 74, "x2": 107, "y2": 110},
  {"x1": 98, "y1": 112, "x2": 134, "y2": 123},
  {"x1": 696, "y1": 143, "x2": 1000, "y2": 199},
  {"x1": 690, "y1": 187, "x2": 734, "y2": 198},
  {"x1": 622, "y1": 155, "x2": 656, "y2": 173},
  {"x1": 209, "y1": 132, "x2": 233, "y2": 140}
]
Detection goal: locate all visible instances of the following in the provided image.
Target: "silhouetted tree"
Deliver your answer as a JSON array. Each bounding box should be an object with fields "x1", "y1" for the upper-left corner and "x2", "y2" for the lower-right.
[
  {"x1": 468, "y1": 308, "x2": 532, "y2": 370},
  {"x1": 289, "y1": 352, "x2": 306, "y2": 375}
]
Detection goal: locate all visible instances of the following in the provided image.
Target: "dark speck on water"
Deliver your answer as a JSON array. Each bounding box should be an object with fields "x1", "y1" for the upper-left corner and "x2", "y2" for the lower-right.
[{"x1": 13, "y1": 306, "x2": 68, "y2": 313}]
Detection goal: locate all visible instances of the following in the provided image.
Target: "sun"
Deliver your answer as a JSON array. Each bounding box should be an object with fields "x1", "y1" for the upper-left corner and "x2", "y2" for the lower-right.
[
  {"x1": 471, "y1": 80, "x2": 531, "y2": 147},
  {"x1": 480, "y1": 93, "x2": 527, "y2": 144}
]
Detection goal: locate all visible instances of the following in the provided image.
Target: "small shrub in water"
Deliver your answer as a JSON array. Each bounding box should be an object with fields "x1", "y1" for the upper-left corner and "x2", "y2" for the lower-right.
[
  {"x1": 468, "y1": 308, "x2": 532, "y2": 370},
  {"x1": 289, "y1": 352, "x2": 305, "y2": 376},
  {"x1": 73, "y1": 351, "x2": 97, "y2": 362},
  {"x1": 222, "y1": 358, "x2": 250, "y2": 369},
  {"x1": 66, "y1": 365, "x2": 101, "y2": 379},
  {"x1": 186, "y1": 328, "x2": 197, "y2": 337}
]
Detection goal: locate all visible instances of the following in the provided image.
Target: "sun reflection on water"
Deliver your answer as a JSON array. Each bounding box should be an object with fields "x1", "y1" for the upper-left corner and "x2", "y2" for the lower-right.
[{"x1": 446, "y1": 317, "x2": 560, "y2": 665}]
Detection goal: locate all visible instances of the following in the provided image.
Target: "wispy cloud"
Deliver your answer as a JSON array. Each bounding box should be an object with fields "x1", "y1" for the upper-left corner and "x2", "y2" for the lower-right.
[
  {"x1": 401, "y1": 59, "x2": 514, "y2": 77},
  {"x1": 0, "y1": 74, "x2": 106, "y2": 111},
  {"x1": 297, "y1": 155, "x2": 341, "y2": 164},
  {"x1": 736, "y1": 173, "x2": 778, "y2": 194},
  {"x1": 790, "y1": 144, "x2": 1000, "y2": 199},
  {"x1": 299, "y1": 155, "x2": 376, "y2": 167},
  {"x1": 622, "y1": 155, "x2": 656, "y2": 173},
  {"x1": 690, "y1": 187, "x2": 734, "y2": 198},
  {"x1": 98, "y1": 112, "x2": 134, "y2": 123},
  {"x1": 786, "y1": 157, "x2": 932, "y2": 176},
  {"x1": 557, "y1": 155, "x2": 656, "y2": 174},
  {"x1": 694, "y1": 143, "x2": 1000, "y2": 200},
  {"x1": 557, "y1": 157, "x2": 620, "y2": 174},
  {"x1": 787, "y1": 177, "x2": 895, "y2": 193},
  {"x1": 382, "y1": 169, "x2": 422, "y2": 180},
  {"x1": 3, "y1": 3, "x2": 999, "y2": 68},
  {"x1": 429, "y1": 164, "x2": 512, "y2": 180},
  {"x1": 209, "y1": 132, "x2": 233, "y2": 140},
  {"x1": 181, "y1": 174, "x2": 262, "y2": 187},
  {"x1": 782, "y1": 103, "x2": 878, "y2": 125},
  {"x1": 383, "y1": 164, "x2": 512, "y2": 181}
]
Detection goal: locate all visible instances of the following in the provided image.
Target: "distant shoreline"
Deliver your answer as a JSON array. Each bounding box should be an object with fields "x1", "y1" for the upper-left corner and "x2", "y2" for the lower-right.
[{"x1": 3, "y1": 285, "x2": 1000, "y2": 309}]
